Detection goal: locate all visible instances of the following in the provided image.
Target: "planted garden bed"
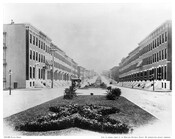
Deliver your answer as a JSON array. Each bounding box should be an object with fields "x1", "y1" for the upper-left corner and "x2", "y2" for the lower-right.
[
  {"x1": 4, "y1": 95, "x2": 157, "y2": 135},
  {"x1": 15, "y1": 104, "x2": 129, "y2": 133}
]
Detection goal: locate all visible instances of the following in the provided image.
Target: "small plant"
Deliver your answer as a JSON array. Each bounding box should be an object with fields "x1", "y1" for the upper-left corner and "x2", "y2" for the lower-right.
[
  {"x1": 100, "y1": 82, "x2": 107, "y2": 89},
  {"x1": 63, "y1": 87, "x2": 76, "y2": 99},
  {"x1": 107, "y1": 86, "x2": 112, "y2": 91}
]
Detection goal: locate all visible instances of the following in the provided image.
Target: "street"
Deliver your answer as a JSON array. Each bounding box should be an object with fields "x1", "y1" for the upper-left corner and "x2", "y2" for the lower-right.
[{"x1": 3, "y1": 75, "x2": 172, "y2": 135}]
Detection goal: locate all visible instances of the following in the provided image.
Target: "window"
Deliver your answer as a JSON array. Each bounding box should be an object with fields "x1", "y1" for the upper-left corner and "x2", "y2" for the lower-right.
[
  {"x1": 39, "y1": 40, "x2": 40, "y2": 48},
  {"x1": 159, "y1": 51, "x2": 161, "y2": 60},
  {"x1": 30, "y1": 50, "x2": 32, "y2": 59},
  {"x1": 41, "y1": 42, "x2": 43, "y2": 49},
  {"x1": 161, "y1": 67, "x2": 163, "y2": 80},
  {"x1": 33, "y1": 51, "x2": 35, "y2": 60},
  {"x1": 162, "y1": 34, "x2": 164, "y2": 43},
  {"x1": 42, "y1": 55, "x2": 44, "y2": 63},
  {"x1": 153, "y1": 40, "x2": 155, "y2": 49},
  {"x1": 33, "y1": 67, "x2": 35, "y2": 78},
  {"x1": 162, "y1": 50, "x2": 164, "y2": 59},
  {"x1": 165, "y1": 48, "x2": 167, "y2": 59},
  {"x1": 155, "y1": 54, "x2": 157, "y2": 62},
  {"x1": 36, "y1": 37, "x2": 38, "y2": 46},
  {"x1": 155, "y1": 39, "x2": 157, "y2": 48},
  {"x1": 33, "y1": 36, "x2": 35, "y2": 45},
  {"x1": 39, "y1": 54, "x2": 40, "y2": 62},
  {"x1": 36, "y1": 52, "x2": 38, "y2": 61},
  {"x1": 30, "y1": 34, "x2": 32, "y2": 43},
  {"x1": 159, "y1": 35, "x2": 161, "y2": 45},
  {"x1": 40, "y1": 69, "x2": 42, "y2": 79},
  {"x1": 164, "y1": 66, "x2": 167, "y2": 79},
  {"x1": 38, "y1": 69, "x2": 40, "y2": 79},
  {"x1": 41, "y1": 55, "x2": 43, "y2": 62},
  {"x1": 153, "y1": 54, "x2": 155, "y2": 63},
  {"x1": 43, "y1": 56, "x2": 45, "y2": 63},
  {"x1": 157, "y1": 37, "x2": 159, "y2": 46},
  {"x1": 157, "y1": 53, "x2": 159, "y2": 62},
  {"x1": 150, "y1": 43, "x2": 152, "y2": 50},
  {"x1": 165, "y1": 32, "x2": 167, "y2": 42},
  {"x1": 30, "y1": 67, "x2": 32, "y2": 79},
  {"x1": 43, "y1": 43, "x2": 45, "y2": 50},
  {"x1": 155, "y1": 54, "x2": 156, "y2": 62},
  {"x1": 46, "y1": 45, "x2": 47, "y2": 52}
]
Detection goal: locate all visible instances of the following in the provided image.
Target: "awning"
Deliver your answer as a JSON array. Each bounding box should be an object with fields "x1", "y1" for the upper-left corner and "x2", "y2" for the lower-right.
[{"x1": 137, "y1": 60, "x2": 143, "y2": 67}]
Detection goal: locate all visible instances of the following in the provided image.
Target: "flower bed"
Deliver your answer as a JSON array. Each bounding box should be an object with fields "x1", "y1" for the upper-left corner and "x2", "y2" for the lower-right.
[{"x1": 15, "y1": 104, "x2": 131, "y2": 133}]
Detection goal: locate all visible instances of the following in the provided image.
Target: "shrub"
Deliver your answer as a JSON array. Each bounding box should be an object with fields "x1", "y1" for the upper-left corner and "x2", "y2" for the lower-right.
[
  {"x1": 64, "y1": 86, "x2": 77, "y2": 99},
  {"x1": 106, "y1": 92, "x2": 116, "y2": 100},
  {"x1": 111, "y1": 88, "x2": 121, "y2": 97},
  {"x1": 106, "y1": 88, "x2": 121, "y2": 100}
]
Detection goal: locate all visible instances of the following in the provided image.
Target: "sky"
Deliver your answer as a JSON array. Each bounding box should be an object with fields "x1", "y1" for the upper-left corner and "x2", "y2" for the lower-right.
[{"x1": 3, "y1": 3, "x2": 171, "y2": 73}]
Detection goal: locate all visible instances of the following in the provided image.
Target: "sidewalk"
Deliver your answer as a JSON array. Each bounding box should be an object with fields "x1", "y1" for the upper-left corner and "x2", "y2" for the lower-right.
[
  {"x1": 101, "y1": 76, "x2": 172, "y2": 135},
  {"x1": 101, "y1": 76, "x2": 172, "y2": 121},
  {"x1": 3, "y1": 87, "x2": 68, "y2": 118},
  {"x1": 3, "y1": 76, "x2": 99, "y2": 118}
]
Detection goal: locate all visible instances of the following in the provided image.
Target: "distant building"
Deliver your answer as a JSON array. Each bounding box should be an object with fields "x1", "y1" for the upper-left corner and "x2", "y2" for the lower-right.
[
  {"x1": 77, "y1": 66, "x2": 85, "y2": 81},
  {"x1": 3, "y1": 23, "x2": 78, "y2": 89},
  {"x1": 110, "y1": 66, "x2": 119, "y2": 82},
  {"x1": 118, "y1": 20, "x2": 172, "y2": 91}
]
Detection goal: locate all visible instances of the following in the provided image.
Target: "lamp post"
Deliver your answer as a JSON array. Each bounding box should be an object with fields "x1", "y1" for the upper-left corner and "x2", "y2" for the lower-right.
[
  {"x1": 50, "y1": 48, "x2": 57, "y2": 88},
  {"x1": 9, "y1": 70, "x2": 12, "y2": 95},
  {"x1": 152, "y1": 74, "x2": 155, "y2": 91}
]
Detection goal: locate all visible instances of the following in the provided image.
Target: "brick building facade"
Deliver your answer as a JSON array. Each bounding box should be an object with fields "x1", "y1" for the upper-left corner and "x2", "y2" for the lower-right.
[{"x1": 118, "y1": 20, "x2": 172, "y2": 91}]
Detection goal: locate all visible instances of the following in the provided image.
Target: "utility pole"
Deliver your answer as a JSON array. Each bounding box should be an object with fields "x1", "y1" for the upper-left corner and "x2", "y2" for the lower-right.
[
  {"x1": 51, "y1": 51, "x2": 54, "y2": 88},
  {"x1": 153, "y1": 74, "x2": 155, "y2": 91}
]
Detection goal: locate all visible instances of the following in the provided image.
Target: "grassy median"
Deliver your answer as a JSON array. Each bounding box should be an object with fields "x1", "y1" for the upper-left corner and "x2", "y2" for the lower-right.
[{"x1": 4, "y1": 95, "x2": 157, "y2": 135}]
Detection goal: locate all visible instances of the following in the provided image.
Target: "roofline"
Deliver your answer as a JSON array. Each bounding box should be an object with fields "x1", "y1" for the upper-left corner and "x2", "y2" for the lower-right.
[
  {"x1": 138, "y1": 20, "x2": 171, "y2": 45},
  {"x1": 3, "y1": 23, "x2": 52, "y2": 41}
]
